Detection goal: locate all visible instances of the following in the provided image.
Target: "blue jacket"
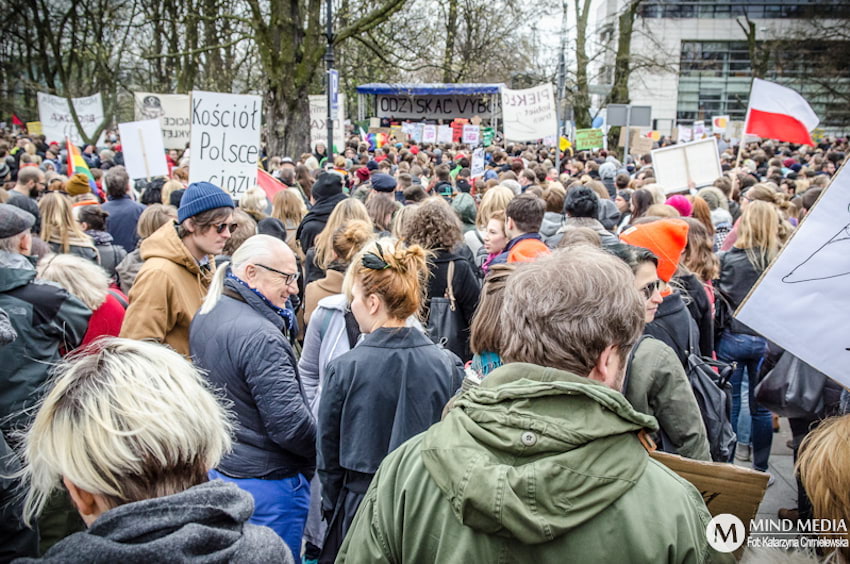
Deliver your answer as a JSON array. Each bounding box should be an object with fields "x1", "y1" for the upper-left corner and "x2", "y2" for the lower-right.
[
  {"x1": 102, "y1": 195, "x2": 146, "y2": 252},
  {"x1": 190, "y1": 276, "x2": 316, "y2": 479}
]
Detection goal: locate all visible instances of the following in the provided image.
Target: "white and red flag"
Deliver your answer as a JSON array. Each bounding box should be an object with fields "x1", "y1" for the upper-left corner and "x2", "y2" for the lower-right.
[{"x1": 744, "y1": 78, "x2": 819, "y2": 146}]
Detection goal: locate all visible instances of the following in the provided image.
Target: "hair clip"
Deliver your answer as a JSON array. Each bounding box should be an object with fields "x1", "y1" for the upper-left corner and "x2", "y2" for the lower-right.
[{"x1": 362, "y1": 242, "x2": 390, "y2": 270}]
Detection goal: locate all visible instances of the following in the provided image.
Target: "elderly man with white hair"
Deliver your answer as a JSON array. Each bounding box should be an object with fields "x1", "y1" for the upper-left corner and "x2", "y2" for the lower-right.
[{"x1": 190, "y1": 234, "x2": 315, "y2": 563}]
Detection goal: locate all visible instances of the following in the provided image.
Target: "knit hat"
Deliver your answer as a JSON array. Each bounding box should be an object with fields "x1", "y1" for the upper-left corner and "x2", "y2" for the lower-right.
[
  {"x1": 65, "y1": 173, "x2": 92, "y2": 196},
  {"x1": 366, "y1": 160, "x2": 379, "y2": 171},
  {"x1": 0, "y1": 203, "x2": 35, "y2": 238},
  {"x1": 257, "y1": 217, "x2": 288, "y2": 242},
  {"x1": 371, "y1": 173, "x2": 396, "y2": 192},
  {"x1": 355, "y1": 167, "x2": 370, "y2": 183},
  {"x1": 0, "y1": 162, "x2": 10, "y2": 180},
  {"x1": 178, "y1": 182, "x2": 234, "y2": 223},
  {"x1": 665, "y1": 195, "x2": 693, "y2": 217},
  {"x1": 311, "y1": 172, "x2": 344, "y2": 201},
  {"x1": 599, "y1": 162, "x2": 617, "y2": 180},
  {"x1": 456, "y1": 178, "x2": 471, "y2": 193},
  {"x1": 620, "y1": 218, "x2": 689, "y2": 282}
]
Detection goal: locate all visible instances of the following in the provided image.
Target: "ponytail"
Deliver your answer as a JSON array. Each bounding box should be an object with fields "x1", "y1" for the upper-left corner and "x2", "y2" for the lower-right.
[{"x1": 199, "y1": 261, "x2": 230, "y2": 315}]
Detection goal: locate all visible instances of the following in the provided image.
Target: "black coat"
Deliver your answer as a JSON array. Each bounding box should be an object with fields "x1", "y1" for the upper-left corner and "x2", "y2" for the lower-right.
[
  {"x1": 676, "y1": 273, "x2": 714, "y2": 357},
  {"x1": 317, "y1": 327, "x2": 463, "y2": 561},
  {"x1": 425, "y1": 249, "x2": 481, "y2": 361},
  {"x1": 717, "y1": 247, "x2": 762, "y2": 336},
  {"x1": 190, "y1": 276, "x2": 316, "y2": 479},
  {"x1": 296, "y1": 193, "x2": 348, "y2": 252},
  {"x1": 644, "y1": 291, "x2": 700, "y2": 369}
]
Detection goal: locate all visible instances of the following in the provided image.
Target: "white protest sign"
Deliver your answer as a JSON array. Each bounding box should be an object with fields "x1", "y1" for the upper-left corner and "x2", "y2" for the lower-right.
[
  {"x1": 437, "y1": 125, "x2": 453, "y2": 144},
  {"x1": 737, "y1": 164, "x2": 850, "y2": 388},
  {"x1": 462, "y1": 124, "x2": 481, "y2": 145},
  {"x1": 677, "y1": 127, "x2": 693, "y2": 144},
  {"x1": 693, "y1": 120, "x2": 706, "y2": 139},
  {"x1": 309, "y1": 94, "x2": 345, "y2": 153},
  {"x1": 189, "y1": 90, "x2": 261, "y2": 198},
  {"x1": 411, "y1": 123, "x2": 424, "y2": 143},
  {"x1": 401, "y1": 122, "x2": 416, "y2": 136},
  {"x1": 500, "y1": 84, "x2": 557, "y2": 142},
  {"x1": 117, "y1": 119, "x2": 168, "y2": 179},
  {"x1": 712, "y1": 115, "x2": 729, "y2": 134},
  {"x1": 37, "y1": 92, "x2": 105, "y2": 145},
  {"x1": 422, "y1": 124, "x2": 437, "y2": 144},
  {"x1": 470, "y1": 148, "x2": 485, "y2": 178},
  {"x1": 651, "y1": 137, "x2": 721, "y2": 194},
  {"x1": 134, "y1": 92, "x2": 191, "y2": 150}
]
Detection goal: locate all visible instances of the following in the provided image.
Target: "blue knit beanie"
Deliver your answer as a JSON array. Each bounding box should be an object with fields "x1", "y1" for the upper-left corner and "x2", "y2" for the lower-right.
[{"x1": 178, "y1": 182, "x2": 234, "y2": 223}]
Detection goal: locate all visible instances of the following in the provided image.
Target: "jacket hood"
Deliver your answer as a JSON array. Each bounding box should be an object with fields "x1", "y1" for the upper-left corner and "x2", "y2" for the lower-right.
[
  {"x1": 140, "y1": 222, "x2": 208, "y2": 280},
  {"x1": 37, "y1": 480, "x2": 272, "y2": 561},
  {"x1": 421, "y1": 363, "x2": 658, "y2": 544},
  {"x1": 317, "y1": 292, "x2": 348, "y2": 312},
  {"x1": 655, "y1": 290, "x2": 687, "y2": 320},
  {"x1": 451, "y1": 193, "x2": 476, "y2": 227},
  {"x1": 0, "y1": 250, "x2": 36, "y2": 292},
  {"x1": 86, "y1": 229, "x2": 114, "y2": 246},
  {"x1": 540, "y1": 212, "x2": 563, "y2": 237}
]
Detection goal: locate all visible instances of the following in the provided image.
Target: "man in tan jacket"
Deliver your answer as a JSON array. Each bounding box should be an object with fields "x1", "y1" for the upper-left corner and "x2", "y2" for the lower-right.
[{"x1": 120, "y1": 182, "x2": 234, "y2": 355}]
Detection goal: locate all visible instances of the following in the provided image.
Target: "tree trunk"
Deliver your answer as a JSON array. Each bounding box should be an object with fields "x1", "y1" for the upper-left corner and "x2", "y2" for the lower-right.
[
  {"x1": 442, "y1": 0, "x2": 458, "y2": 83},
  {"x1": 572, "y1": 0, "x2": 592, "y2": 128},
  {"x1": 608, "y1": 0, "x2": 642, "y2": 149},
  {"x1": 265, "y1": 84, "x2": 312, "y2": 158}
]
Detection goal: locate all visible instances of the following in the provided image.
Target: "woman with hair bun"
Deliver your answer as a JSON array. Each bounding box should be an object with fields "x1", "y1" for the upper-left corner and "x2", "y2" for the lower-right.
[{"x1": 317, "y1": 237, "x2": 463, "y2": 563}]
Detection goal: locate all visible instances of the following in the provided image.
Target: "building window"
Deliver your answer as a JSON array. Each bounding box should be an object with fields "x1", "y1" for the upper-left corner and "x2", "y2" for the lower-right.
[{"x1": 638, "y1": 1, "x2": 850, "y2": 19}]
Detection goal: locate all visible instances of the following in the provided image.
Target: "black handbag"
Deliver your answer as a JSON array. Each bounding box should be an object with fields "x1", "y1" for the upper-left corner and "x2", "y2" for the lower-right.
[
  {"x1": 426, "y1": 260, "x2": 467, "y2": 360},
  {"x1": 755, "y1": 351, "x2": 827, "y2": 418}
]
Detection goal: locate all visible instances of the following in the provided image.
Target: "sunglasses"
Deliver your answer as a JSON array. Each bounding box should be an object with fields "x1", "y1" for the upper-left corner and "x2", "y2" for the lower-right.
[
  {"x1": 639, "y1": 279, "x2": 662, "y2": 300},
  {"x1": 256, "y1": 263, "x2": 299, "y2": 285},
  {"x1": 214, "y1": 222, "x2": 239, "y2": 234}
]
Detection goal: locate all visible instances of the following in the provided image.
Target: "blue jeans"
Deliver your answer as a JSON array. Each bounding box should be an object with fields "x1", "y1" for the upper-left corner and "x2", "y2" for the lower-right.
[
  {"x1": 717, "y1": 330, "x2": 772, "y2": 472},
  {"x1": 737, "y1": 377, "x2": 752, "y2": 446},
  {"x1": 210, "y1": 469, "x2": 310, "y2": 563}
]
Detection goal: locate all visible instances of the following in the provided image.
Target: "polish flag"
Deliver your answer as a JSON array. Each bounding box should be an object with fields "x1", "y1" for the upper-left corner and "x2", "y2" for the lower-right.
[{"x1": 744, "y1": 78, "x2": 819, "y2": 146}]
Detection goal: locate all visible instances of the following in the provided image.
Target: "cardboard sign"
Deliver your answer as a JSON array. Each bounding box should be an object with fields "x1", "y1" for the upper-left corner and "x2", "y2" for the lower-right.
[
  {"x1": 575, "y1": 128, "x2": 604, "y2": 151},
  {"x1": 117, "y1": 119, "x2": 168, "y2": 179},
  {"x1": 737, "y1": 163, "x2": 850, "y2": 388},
  {"x1": 500, "y1": 84, "x2": 557, "y2": 142},
  {"x1": 470, "y1": 148, "x2": 485, "y2": 178},
  {"x1": 437, "y1": 125, "x2": 453, "y2": 144},
  {"x1": 189, "y1": 90, "x2": 261, "y2": 198},
  {"x1": 651, "y1": 137, "x2": 722, "y2": 194},
  {"x1": 37, "y1": 92, "x2": 105, "y2": 145},
  {"x1": 727, "y1": 121, "x2": 745, "y2": 142},
  {"x1": 462, "y1": 124, "x2": 480, "y2": 145},
  {"x1": 26, "y1": 121, "x2": 42, "y2": 135},
  {"x1": 617, "y1": 127, "x2": 641, "y2": 147},
  {"x1": 309, "y1": 94, "x2": 346, "y2": 153},
  {"x1": 629, "y1": 136, "x2": 653, "y2": 158},
  {"x1": 422, "y1": 124, "x2": 437, "y2": 144},
  {"x1": 134, "y1": 92, "x2": 191, "y2": 150},
  {"x1": 650, "y1": 451, "x2": 768, "y2": 529}
]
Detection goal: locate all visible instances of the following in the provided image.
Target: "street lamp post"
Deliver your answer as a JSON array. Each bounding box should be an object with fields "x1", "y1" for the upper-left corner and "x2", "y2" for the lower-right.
[{"x1": 325, "y1": 0, "x2": 335, "y2": 162}]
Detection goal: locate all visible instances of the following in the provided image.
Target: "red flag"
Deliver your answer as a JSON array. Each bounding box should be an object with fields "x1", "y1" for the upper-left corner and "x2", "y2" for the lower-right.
[
  {"x1": 11, "y1": 114, "x2": 23, "y2": 126},
  {"x1": 744, "y1": 79, "x2": 819, "y2": 146},
  {"x1": 257, "y1": 167, "x2": 287, "y2": 200}
]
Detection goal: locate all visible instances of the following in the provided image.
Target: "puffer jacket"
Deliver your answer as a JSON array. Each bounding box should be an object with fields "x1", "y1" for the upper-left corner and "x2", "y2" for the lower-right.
[
  {"x1": 17, "y1": 481, "x2": 293, "y2": 564},
  {"x1": 645, "y1": 291, "x2": 700, "y2": 369},
  {"x1": 539, "y1": 211, "x2": 563, "y2": 238},
  {"x1": 86, "y1": 229, "x2": 127, "y2": 284},
  {"x1": 120, "y1": 222, "x2": 214, "y2": 356},
  {"x1": 0, "y1": 251, "x2": 90, "y2": 437},
  {"x1": 717, "y1": 248, "x2": 763, "y2": 336},
  {"x1": 190, "y1": 275, "x2": 316, "y2": 479},
  {"x1": 338, "y1": 362, "x2": 729, "y2": 563},
  {"x1": 625, "y1": 337, "x2": 711, "y2": 461}
]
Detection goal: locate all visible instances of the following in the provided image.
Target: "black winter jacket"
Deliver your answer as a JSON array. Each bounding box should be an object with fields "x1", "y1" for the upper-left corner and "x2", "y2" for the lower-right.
[
  {"x1": 296, "y1": 193, "x2": 348, "y2": 252},
  {"x1": 676, "y1": 273, "x2": 714, "y2": 357},
  {"x1": 644, "y1": 291, "x2": 700, "y2": 369},
  {"x1": 190, "y1": 276, "x2": 316, "y2": 479},
  {"x1": 717, "y1": 247, "x2": 763, "y2": 336},
  {"x1": 425, "y1": 250, "x2": 481, "y2": 361}
]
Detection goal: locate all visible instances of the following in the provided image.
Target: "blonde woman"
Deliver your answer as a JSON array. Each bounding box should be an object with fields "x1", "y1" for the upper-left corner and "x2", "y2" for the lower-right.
[
  {"x1": 464, "y1": 186, "x2": 513, "y2": 260},
  {"x1": 270, "y1": 189, "x2": 308, "y2": 247},
  {"x1": 18, "y1": 338, "x2": 293, "y2": 563},
  {"x1": 240, "y1": 187, "x2": 269, "y2": 223},
  {"x1": 38, "y1": 192, "x2": 98, "y2": 263},
  {"x1": 38, "y1": 254, "x2": 126, "y2": 348},
  {"x1": 305, "y1": 198, "x2": 371, "y2": 285},
  {"x1": 160, "y1": 179, "x2": 183, "y2": 206}
]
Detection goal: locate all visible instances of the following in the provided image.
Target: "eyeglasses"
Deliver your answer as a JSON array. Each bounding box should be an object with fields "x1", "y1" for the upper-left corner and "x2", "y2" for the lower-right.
[
  {"x1": 214, "y1": 222, "x2": 239, "y2": 234},
  {"x1": 639, "y1": 279, "x2": 662, "y2": 300},
  {"x1": 255, "y1": 263, "x2": 299, "y2": 285}
]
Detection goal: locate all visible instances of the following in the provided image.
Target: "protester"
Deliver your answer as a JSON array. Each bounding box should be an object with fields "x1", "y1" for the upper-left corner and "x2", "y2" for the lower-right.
[
  {"x1": 191, "y1": 235, "x2": 314, "y2": 561},
  {"x1": 77, "y1": 205, "x2": 127, "y2": 284},
  {"x1": 16, "y1": 338, "x2": 294, "y2": 563},
  {"x1": 338, "y1": 245, "x2": 722, "y2": 563},
  {"x1": 629, "y1": 188, "x2": 655, "y2": 226},
  {"x1": 216, "y1": 208, "x2": 257, "y2": 266},
  {"x1": 716, "y1": 201, "x2": 777, "y2": 477},
  {"x1": 401, "y1": 197, "x2": 480, "y2": 361},
  {"x1": 120, "y1": 182, "x2": 234, "y2": 356},
  {"x1": 114, "y1": 203, "x2": 177, "y2": 295},
  {"x1": 468, "y1": 264, "x2": 515, "y2": 378},
  {"x1": 38, "y1": 192, "x2": 99, "y2": 263},
  {"x1": 240, "y1": 187, "x2": 268, "y2": 223},
  {"x1": 318, "y1": 237, "x2": 463, "y2": 562},
  {"x1": 548, "y1": 184, "x2": 619, "y2": 248},
  {"x1": 7, "y1": 167, "x2": 44, "y2": 231},
  {"x1": 305, "y1": 198, "x2": 371, "y2": 285},
  {"x1": 270, "y1": 188, "x2": 308, "y2": 248},
  {"x1": 465, "y1": 185, "x2": 513, "y2": 267},
  {"x1": 490, "y1": 194, "x2": 550, "y2": 264},
  {"x1": 297, "y1": 173, "x2": 348, "y2": 252}
]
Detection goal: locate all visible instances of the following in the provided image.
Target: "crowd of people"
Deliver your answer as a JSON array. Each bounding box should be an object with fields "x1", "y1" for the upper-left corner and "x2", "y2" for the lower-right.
[{"x1": 0, "y1": 126, "x2": 848, "y2": 563}]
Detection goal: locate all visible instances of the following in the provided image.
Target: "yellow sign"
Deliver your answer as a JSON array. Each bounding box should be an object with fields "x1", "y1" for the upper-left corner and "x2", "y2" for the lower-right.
[
  {"x1": 26, "y1": 121, "x2": 43, "y2": 135},
  {"x1": 559, "y1": 136, "x2": 571, "y2": 151}
]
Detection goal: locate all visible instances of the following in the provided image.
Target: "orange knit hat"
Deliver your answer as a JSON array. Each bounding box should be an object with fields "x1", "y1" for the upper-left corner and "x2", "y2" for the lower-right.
[{"x1": 620, "y1": 218, "x2": 689, "y2": 282}]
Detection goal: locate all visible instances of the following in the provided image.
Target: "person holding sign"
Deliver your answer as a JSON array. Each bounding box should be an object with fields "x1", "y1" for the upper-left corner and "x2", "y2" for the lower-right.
[{"x1": 120, "y1": 182, "x2": 234, "y2": 356}]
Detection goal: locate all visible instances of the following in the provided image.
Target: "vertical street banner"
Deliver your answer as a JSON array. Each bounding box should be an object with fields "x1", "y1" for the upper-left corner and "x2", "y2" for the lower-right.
[
  {"x1": 309, "y1": 94, "x2": 346, "y2": 153},
  {"x1": 189, "y1": 90, "x2": 262, "y2": 198},
  {"x1": 37, "y1": 92, "x2": 105, "y2": 145},
  {"x1": 118, "y1": 119, "x2": 169, "y2": 179},
  {"x1": 134, "y1": 92, "x2": 191, "y2": 150},
  {"x1": 737, "y1": 163, "x2": 850, "y2": 388},
  {"x1": 500, "y1": 84, "x2": 557, "y2": 142}
]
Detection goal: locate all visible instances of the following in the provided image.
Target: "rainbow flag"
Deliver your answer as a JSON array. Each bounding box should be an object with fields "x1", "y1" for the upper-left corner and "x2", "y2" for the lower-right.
[
  {"x1": 359, "y1": 127, "x2": 387, "y2": 151},
  {"x1": 65, "y1": 137, "x2": 98, "y2": 193}
]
